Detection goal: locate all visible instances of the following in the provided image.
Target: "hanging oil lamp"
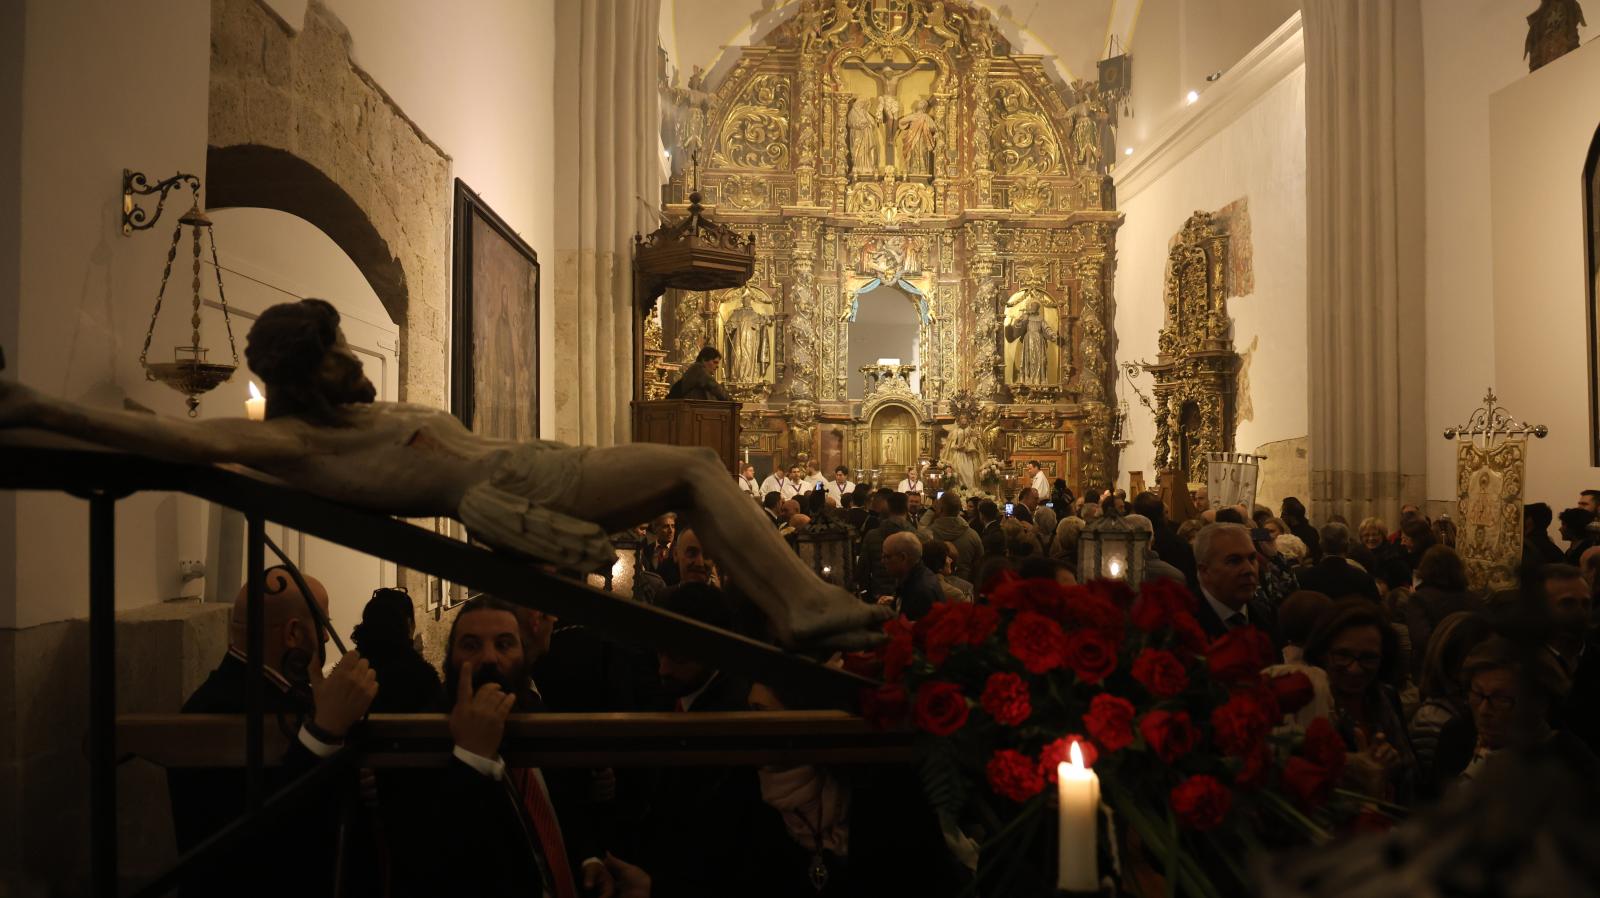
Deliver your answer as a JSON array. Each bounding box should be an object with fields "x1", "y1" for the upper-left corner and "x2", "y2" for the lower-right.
[{"x1": 128, "y1": 173, "x2": 240, "y2": 416}]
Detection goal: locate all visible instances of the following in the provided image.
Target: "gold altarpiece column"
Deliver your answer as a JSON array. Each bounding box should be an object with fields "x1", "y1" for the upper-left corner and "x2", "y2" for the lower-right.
[{"x1": 653, "y1": 0, "x2": 1123, "y2": 493}]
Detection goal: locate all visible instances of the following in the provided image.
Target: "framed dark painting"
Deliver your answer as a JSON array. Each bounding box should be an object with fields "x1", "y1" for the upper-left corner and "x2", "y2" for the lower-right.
[{"x1": 452, "y1": 178, "x2": 540, "y2": 441}]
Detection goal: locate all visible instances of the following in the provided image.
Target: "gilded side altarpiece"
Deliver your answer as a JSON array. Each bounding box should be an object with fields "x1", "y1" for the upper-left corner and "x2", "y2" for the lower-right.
[{"x1": 653, "y1": 0, "x2": 1123, "y2": 494}]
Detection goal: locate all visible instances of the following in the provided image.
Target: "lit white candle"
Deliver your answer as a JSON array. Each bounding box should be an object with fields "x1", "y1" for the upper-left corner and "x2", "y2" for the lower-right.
[
  {"x1": 1057, "y1": 741, "x2": 1099, "y2": 893},
  {"x1": 1106, "y1": 555, "x2": 1125, "y2": 579},
  {"x1": 244, "y1": 380, "x2": 266, "y2": 421}
]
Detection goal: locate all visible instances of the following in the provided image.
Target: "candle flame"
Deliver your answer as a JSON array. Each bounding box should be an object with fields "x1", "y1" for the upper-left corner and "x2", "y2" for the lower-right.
[
  {"x1": 1108, "y1": 559, "x2": 1123, "y2": 577},
  {"x1": 1069, "y1": 740, "x2": 1086, "y2": 770},
  {"x1": 248, "y1": 380, "x2": 263, "y2": 401}
]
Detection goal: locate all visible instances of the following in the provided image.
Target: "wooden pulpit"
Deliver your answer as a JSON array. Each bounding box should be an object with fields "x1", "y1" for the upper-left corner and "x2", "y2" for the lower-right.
[{"x1": 631, "y1": 400, "x2": 742, "y2": 473}]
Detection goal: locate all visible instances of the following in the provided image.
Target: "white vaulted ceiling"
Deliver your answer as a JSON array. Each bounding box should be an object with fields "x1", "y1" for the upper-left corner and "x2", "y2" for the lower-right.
[{"x1": 660, "y1": 0, "x2": 1301, "y2": 157}]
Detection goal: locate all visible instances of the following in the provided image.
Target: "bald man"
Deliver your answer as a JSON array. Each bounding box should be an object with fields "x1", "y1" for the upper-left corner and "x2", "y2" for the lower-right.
[
  {"x1": 169, "y1": 566, "x2": 378, "y2": 897},
  {"x1": 879, "y1": 530, "x2": 944, "y2": 620}
]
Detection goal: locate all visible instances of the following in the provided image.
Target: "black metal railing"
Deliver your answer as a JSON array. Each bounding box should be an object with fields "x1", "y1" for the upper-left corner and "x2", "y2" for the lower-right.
[{"x1": 0, "y1": 435, "x2": 883, "y2": 898}]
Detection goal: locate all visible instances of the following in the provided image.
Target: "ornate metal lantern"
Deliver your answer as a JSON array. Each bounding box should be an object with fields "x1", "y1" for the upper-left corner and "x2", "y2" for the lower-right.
[
  {"x1": 126, "y1": 170, "x2": 240, "y2": 416},
  {"x1": 607, "y1": 529, "x2": 648, "y2": 595},
  {"x1": 1078, "y1": 511, "x2": 1149, "y2": 585},
  {"x1": 794, "y1": 513, "x2": 854, "y2": 588}
]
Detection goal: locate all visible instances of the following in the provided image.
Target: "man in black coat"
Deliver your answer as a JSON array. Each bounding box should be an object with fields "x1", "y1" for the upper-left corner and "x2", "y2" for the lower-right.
[
  {"x1": 1281, "y1": 497, "x2": 1322, "y2": 562},
  {"x1": 666, "y1": 346, "x2": 732, "y2": 401},
  {"x1": 978, "y1": 499, "x2": 1006, "y2": 557},
  {"x1": 168, "y1": 568, "x2": 378, "y2": 898},
  {"x1": 1295, "y1": 522, "x2": 1381, "y2": 601},
  {"x1": 1133, "y1": 491, "x2": 1198, "y2": 590},
  {"x1": 1193, "y1": 522, "x2": 1278, "y2": 643},
  {"x1": 880, "y1": 530, "x2": 944, "y2": 620}
]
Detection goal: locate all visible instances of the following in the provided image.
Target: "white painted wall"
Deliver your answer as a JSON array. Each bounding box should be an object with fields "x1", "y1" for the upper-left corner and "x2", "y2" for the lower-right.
[
  {"x1": 4, "y1": 0, "x2": 558, "y2": 627},
  {"x1": 1419, "y1": 0, "x2": 1563, "y2": 504},
  {"x1": 1489, "y1": 38, "x2": 1600, "y2": 514},
  {"x1": 1113, "y1": 62, "x2": 1308, "y2": 495}
]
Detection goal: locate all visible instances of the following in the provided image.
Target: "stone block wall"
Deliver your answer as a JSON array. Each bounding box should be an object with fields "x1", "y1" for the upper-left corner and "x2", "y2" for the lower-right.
[{"x1": 207, "y1": 0, "x2": 453, "y2": 409}]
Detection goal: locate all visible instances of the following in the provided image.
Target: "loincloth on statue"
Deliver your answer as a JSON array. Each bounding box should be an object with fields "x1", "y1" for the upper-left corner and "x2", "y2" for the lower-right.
[{"x1": 456, "y1": 441, "x2": 616, "y2": 571}]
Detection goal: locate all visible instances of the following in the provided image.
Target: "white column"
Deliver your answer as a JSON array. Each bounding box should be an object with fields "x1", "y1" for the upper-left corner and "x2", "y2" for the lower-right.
[
  {"x1": 1303, "y1": 0, "x2": 1427, "y2": 523},
  {"x1": 552, "y1": 0, "x2": 663, "y2": 446}
]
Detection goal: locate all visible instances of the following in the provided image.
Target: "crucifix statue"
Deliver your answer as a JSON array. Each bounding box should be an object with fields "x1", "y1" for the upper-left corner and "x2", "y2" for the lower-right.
[{"x1": 841, "y1": 51, "x2": 926, "y2": 175}]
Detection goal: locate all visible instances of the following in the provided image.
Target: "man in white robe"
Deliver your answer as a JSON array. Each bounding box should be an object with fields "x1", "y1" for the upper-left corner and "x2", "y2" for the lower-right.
[
  {"x1": 825, "y1": 466, "x2": 855, "y2": 506},
  {"x1": 737, "y1": 463, "x2": 762, "y2": 500},
  {"x1": 1027, "y1": 460, "x2": 1051, "y2": 500},
  {"x1": 759, "y1": 464, "x2": 788, "y2": 499},
  {"x1": 896, "y1": 464, "x2": 926, "y2": 495}
]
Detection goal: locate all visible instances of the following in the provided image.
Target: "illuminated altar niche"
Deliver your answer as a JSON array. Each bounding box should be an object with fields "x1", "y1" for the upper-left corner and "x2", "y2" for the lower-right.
[{"x1": 657, "y1": 0, "x2": 1124, "y2": 493}]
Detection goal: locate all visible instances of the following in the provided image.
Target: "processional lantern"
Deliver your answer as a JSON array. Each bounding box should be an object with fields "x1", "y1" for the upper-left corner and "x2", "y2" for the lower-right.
[
  {"x1": 1078, "y1": 510, "x2": 1148, "y2": 586},
  {"x1": 606, "y1": 529, "x2": 648, "y2": 595},
  {"x1": 124, "y1": 170, "x2": 240, "y2": 417},
  {"x1": 794, "y1": 513, "x2": 854, "y2": 588}
]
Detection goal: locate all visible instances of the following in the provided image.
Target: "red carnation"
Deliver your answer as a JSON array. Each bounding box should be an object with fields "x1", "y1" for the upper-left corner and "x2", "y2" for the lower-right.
[
  {"x1": 1084, "y1": 578, "x2": 1136, "y2": 608},
  {"x1": 1007, "y1": 611, "x2": 1067, "y2": 674},
  {"x1": 1063, "y1": 628, "x2": 1120, "y2": 684},
  {"x1": 911, "y1": 681, "x2": 970, "y2": 736},
  {"x1": 988, "y1": 577, "x2": 1069, "y2": 616},
  {"x1": 858, "y1": 683, "x2": 908, "y2": 730},
  {"x1": 1267, "y1": 670, "x2": 1316, "y2": 716},
  {"x1": 1083, "y1": 693, "x2": 1136, "y2": 752},
  {"x1": 1139, "y1": 709, "x2": 1199, "y2": 763},
  {"x1": 1171, "y1": 775, "x2": 1233, "y2": 831},
  {"x1": 882, "y1": 617, "x2": 915, "y2": 683},
  {"x1": 917, "y1": 602, "x2": 1000, "y2": 666},
  {"x1": 1038, "y1": 735, "x2": 1098, "y2": 783},
  {"x1": 1300, "y1": 717, "x2": 1347, "y2": 772},
  {"x1": 1130, "y1": 578, "x2": 1196, "y2": 632},
  {"x1": 1206, "y1": 626, "x2": 1275, "y2": 683},
  {"x1": 1170, "y1": 612, "x2": 1210, "y2": 657},
  {"x1": 1063, "y1": 589, "x2": 1127, "y2": 640},
  {"x1": 1281, "y1": 756, "x2": 1339, "y2": 808},
  {"x1": 1131, "y1": 648, "x2": 1189, "y2": 698},
  {"x1": 980, "y1": 672, "x2": 1033, "y2": 726},
  {"x1": 986, "y1": 748, "x2": 1046, "y2": 803},
  {"x1": 1211, "y1": 689, "x2": 1277, "y2": 757}
]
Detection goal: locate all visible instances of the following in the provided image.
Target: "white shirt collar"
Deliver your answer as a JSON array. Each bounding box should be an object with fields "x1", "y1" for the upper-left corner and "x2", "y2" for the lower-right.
[
  {"x1": 1201, "y1": 587, "x2": 1247, "y2": 625},
  {"x1": 679, "y1": 670, "x2": 720, "y2": 711}
]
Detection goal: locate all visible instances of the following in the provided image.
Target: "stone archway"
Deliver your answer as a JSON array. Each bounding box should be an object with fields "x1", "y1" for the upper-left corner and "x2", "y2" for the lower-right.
[{"x1": 207, "y1": 0, "x2": 452, "y2": 406}]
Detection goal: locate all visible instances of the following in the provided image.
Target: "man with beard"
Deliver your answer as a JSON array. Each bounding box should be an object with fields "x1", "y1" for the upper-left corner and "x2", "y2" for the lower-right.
[
  {"x1": 168, "y1": 568, "x2": 378, "y2": 897},
  {"x1": 636, "y1": 584, "x2": 785, "y2": 897},
  {"x1": 406, "y1": 596, "x2": 648, "y2": 898}
]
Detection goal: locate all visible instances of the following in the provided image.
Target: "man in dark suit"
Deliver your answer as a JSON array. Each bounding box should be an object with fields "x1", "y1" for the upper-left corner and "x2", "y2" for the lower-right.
[
  {"x1": 666, "y1": 346, "x2": 732, "y2": 401},
  {"x1": 636, "y1": 584, "x2": 788, "y2": 897},
  {"x1": 1193, "y1": 522, "x2": 1277, "y2": 642},
  {"x1": 880, "y1": 530, "x2": 944, "y2": 620},
  {"x1": 167, "y1": 568, "x2": 378, "y2": 898},
  {"x1": 389, "y1": 595, "x2": 646, "y2": 898},
  {"x1": 641, "y1": 512, "x2": 680, "y2": 585},
  {"x1": 1133, "y1": 491, "x2": 1198, "y2": 590},
  {"x1": 1296, "y1": 522, "x2": 1381, "y2": 601},
  {"x1": 978, "y1": 499, "x2": 1006, "y2": 556}
]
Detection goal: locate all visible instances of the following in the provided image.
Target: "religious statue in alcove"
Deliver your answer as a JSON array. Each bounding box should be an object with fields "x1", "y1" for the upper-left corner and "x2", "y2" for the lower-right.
[
  {"x1": 1526, "y1": 0, "x2": 1585, "y2": 72},
  {"x1": 1004, "y1": 300, "x2": 1060, "y2": 385},
  {"x1": 722, "y1": 288, "x2": 773, "y2": 383},
  {"x1": 895, "y1": 97, "x2": 938, "y2": 176},
  {"x1": 941, "y1": 393, "x2": 984, "y2": 489},
  {"x1": 847, "y1": 94, "x2": 884, "y2": 176},
  {"x1": 0, "y1": 300, "x2": 890, "y2": 650}
]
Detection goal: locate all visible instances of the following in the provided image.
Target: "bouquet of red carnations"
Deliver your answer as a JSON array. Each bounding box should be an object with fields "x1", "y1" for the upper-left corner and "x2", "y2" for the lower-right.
[{"x1": 853, "y1": 576, "x2": 1379, "y2": 898}]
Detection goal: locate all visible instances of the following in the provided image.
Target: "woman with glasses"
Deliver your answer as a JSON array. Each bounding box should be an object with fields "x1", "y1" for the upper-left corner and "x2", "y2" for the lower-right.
[
  {"x1": 1304, "y1": 598, "x2": 1418, "y2": 805},
  {"x1": 1432, "y1": 635, "x2": 1600, "y2": 791}
]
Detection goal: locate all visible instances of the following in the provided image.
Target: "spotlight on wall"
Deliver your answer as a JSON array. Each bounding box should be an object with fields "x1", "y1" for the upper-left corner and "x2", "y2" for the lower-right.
[
  {"x1": 1124, "y1": 147, "x2": 1134, "y2": 157},
  {"x1": 1185, "y1": 90, "x2": 1200, "y2": 105}
]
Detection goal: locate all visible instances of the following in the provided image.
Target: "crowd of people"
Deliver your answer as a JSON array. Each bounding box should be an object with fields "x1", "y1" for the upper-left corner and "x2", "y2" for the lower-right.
[{"x1": 169, "y1": 456, "x2": 1600, "y2": 897}]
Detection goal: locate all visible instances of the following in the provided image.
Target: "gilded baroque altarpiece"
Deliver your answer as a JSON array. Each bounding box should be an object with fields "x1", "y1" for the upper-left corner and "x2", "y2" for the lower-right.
[{"x1": 653, "y1": 0, "x2": 1123, "y2": 492}]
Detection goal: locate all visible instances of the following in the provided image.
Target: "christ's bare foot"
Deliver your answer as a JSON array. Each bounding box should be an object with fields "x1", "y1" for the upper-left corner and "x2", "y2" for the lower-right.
[{"x1": 772, "y1": 582, "x2": 893, "y2": 650}]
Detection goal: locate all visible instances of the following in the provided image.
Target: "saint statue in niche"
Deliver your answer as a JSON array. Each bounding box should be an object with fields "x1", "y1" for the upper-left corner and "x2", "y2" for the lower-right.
[
  {"x1": 1005, "y1": 300, "x2": 1059, "y2": 385},
  {"x1": 0, "y1": 299, "x2": 889, "y2": 650},
  {"x1": 895, "y1": 98, "x2": 938, "y2": 176},
  {"x1": 722, "y1": 289, "x2": 772, "y2": 383},
  {"x1": 1066, "y1": 86, "x2": 1106, "y2": 172},
  {"x1": 847, "y1": 94, "x2": 881, "y2": 176},
  {"x1": 942, "y1": 410, "x2": 983, "y2": 489}
]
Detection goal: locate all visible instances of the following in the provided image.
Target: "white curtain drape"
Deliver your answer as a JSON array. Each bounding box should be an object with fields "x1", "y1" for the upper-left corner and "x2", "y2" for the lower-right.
[
  {"x1": 552, "y1": 0, "x2": 661, "y2": 446},
  {"x1": 1303, "y1": 0, "x2": 1426, "y2": 524}
]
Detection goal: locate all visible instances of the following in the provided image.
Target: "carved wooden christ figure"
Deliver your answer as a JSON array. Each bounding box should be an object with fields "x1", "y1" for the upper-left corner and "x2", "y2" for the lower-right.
[
  {"x1": 0, "y1": 299, "x2": 888, "y2": 649},
  {"x1": 723, "y1": 289, "x2": 772, "y2": 383},
  {"x1": 1005, "y1": 300, "x2": 1058, "y2": 385}
]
